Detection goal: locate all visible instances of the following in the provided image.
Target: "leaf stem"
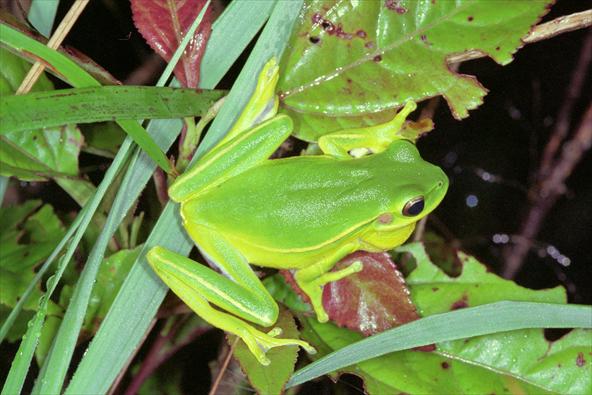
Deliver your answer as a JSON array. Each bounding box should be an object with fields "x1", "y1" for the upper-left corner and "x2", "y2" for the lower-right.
[
  {"x1": 208, "y1": 337, "x2": 239, "y2": 395},
  {"x1": 16, "y1": 0, "x2": 90, "y2": 94},
  {"x1": 502, "y1": 30, "x2": 592, "y2": 278},
  {"x1": 448, "y1": 10, "x2": 592, "y2": 64}
]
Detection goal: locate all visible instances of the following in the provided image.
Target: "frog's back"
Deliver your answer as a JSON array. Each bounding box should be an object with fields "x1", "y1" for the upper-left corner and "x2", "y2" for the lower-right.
[{"x1": 182, "y1": 155, "x2": 392, "y2": 251}]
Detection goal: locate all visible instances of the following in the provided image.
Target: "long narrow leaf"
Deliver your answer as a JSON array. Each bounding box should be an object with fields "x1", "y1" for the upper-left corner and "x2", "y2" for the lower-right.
[
  {"x1": 1, "y1": 138, "x2": 134, "y2": 395},
  {"x1": 0, "y1": 86, "x2": 225, "y2": 134},
  {"x1": 287, "y1": 302, "x2": 592, "y2": 388},
  {"x1": 28, "y1": 0, "x2": 59, "y2": 37},
  {"x1": 0, "y1": 24, "x2": 171, "y2": 172},
  {"x1": 66, "y1": 2, "x2": 303, "y2": 393},
  {"x1": 0, "y1": 176, "x2": 7, "y2": 203},
  {"x1": 30, "y1": 5, "x2": 213, "y2": 393}
]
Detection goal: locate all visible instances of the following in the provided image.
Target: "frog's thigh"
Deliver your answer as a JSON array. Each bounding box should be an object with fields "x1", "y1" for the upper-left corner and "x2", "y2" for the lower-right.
[
  {"x1": 294, "y1": 244, "x2": 362, "y2": 323},
  {"x1": 147, "y1": 247, "x2": 314, "y2": 366},
  {"x1": 188, "y1": 223, "x2": 278, "y2": 326}
]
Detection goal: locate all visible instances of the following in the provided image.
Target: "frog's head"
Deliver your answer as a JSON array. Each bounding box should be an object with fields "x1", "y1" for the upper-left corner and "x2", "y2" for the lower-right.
[{"x1": 379, "y1": 140, "x2": 449, "y2": 230}]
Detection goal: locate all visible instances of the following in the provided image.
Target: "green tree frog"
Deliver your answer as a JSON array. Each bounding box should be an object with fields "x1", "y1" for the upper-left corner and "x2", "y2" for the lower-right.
[{"x1": 147, "y1": 59, "x2": 449, "y2": 365}]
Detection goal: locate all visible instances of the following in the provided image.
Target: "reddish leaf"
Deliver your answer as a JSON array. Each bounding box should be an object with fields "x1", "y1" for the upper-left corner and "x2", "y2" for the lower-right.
[
  {"x1": 131, "y1": 0, "x2": 213, "y2": 88},
  {"x1": 322, "y1": 251, "x2": 420, "y2": 336},
  {"x1": 282, "y1": 251, "x2": 421, "y2": 337}
]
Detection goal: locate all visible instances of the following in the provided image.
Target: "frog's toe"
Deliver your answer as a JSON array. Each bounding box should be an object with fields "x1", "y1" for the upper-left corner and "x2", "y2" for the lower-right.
[
  {"x1": 316, "y1": 310, "x2": 329, "y2": 323},
  {"x1": 242, "y1": 326, "x2": 316, "y2": 364},
  {"x1": 267, "y1": 327, "x2": 282, "y2": 337}
]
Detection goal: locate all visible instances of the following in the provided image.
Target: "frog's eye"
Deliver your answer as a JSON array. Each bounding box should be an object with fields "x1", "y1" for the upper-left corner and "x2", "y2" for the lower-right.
[{"x1": 402, "y1": 196, "x2": 424, "y2": 217}]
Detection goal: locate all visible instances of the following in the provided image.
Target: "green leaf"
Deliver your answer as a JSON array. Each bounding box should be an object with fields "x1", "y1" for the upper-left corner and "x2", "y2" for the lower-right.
[
  {"x1": 0, "y1": 48, "x2": 84, "y2": 181},
  {"x1": 264, "y1": 274, "x2": 312, "y2": 314},
  {"x1": 0, "y1": 24, "x2": 172, "y2": 173},
  {"x1": 229, "y1": 308, "x2": 300, "y2": 395},
  {"x1": 0, "y1": 124, "x2": 84, "y2": 181},
  {"x1": 0, "y1": 201, "x2": 64, "y2": 341},
  {"x1": 0, "y1": 86, "x2": 226, "y2": 134},
  {"x1": 278, "y1": 0, "x2": 552, "y2": 141},
  {"x1": 83, "y1": 246, "x2": 142, "y2": 333},
  {"x1": 30, "y1": 5, "x2": 215, "y2": 391},
  {"x1": 81, "y1": 122, "x2": 126, "y2": 158},
  {"x1": 65, "y1": 3, "x2": 303, "y2": 393},
  {"x1": 289, "y1": 244, "x2": 591, "y2": 394},
  {"x1": 402, "y1": 243, "x2": 566, "y2": 314}
]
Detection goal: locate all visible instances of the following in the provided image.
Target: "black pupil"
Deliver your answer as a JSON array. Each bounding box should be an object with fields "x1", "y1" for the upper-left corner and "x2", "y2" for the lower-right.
[{"x1": 404, "y1": 198, "x2": 424, "y2": 216}]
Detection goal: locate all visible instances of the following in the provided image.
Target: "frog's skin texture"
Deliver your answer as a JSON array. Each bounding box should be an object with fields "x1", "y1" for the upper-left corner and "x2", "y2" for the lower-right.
[{"x1": 147, "y1": 59, "x2": 449, "y2": 365}]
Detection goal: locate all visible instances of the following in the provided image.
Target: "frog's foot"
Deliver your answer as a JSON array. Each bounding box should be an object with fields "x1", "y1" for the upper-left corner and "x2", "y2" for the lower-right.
[
  {"x1": 296, "y1": 260, "x2": 363, "y2": 323},
  {"x1": 241, "y1": 325, "x2": 316, "y2": 366}
]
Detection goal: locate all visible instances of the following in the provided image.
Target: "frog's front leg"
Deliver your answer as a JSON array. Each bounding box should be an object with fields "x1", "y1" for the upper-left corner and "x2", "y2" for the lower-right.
[
  {"x1": 147, "y1": 229, "x2": 315, "y2": 365},
  {"x1": 318, "y1": 101, "x2": 417, "y2": 158},
  {"x1": 294, "y1": 244, "x2": 363, "y2": 323}
]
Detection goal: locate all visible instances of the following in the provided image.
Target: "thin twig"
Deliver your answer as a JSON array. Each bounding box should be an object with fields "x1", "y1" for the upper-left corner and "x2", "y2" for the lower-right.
[
  {"x1": 16, "y1": 0, "x2": 90, "y2": 94},
  {"x1": 502, "y1": 103, "x2": 592, "y2": 278},
  {"x1": 208, "y1": 337, "x2": 239, "y2": 395},
  {"x1": 539, "y1": 30, "x2": 592, "y2": 178},
  {"x1": 448, "y1": 9, "x2": 592, "y2": 64},
  {"x1": 501, "y1": 30, "x2": 592, "y2": 278},
  {"x1": 123, "y1": 315, "x2": 209, "y2": 395}
]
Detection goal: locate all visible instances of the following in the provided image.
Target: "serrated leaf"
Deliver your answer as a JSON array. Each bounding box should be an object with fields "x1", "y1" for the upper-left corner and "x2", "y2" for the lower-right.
[
  {"x1": 131, "y1": 0, "x2": 213, "y2": 88},
  {"x1": 279, "y1": 0, "x2": 552, "y2": 141},
  {"x1": 0, "y1": 201, "x2": 64, "y2": 341},
  {"x1": 401, "y1": 243, "x2": 566, "y2": 315},
  {"x1": 228, "y1": 308, "x2": 300, "y2": 395},
  {"x1": 294, "y1": 244, "x2": 590, "y2": 394},
  {"x1": 322, "y1": 252, "x2": 420, "y2": 336},
  {"x1": 0, "y1": 125, "x2": 84, "y2": 181}
]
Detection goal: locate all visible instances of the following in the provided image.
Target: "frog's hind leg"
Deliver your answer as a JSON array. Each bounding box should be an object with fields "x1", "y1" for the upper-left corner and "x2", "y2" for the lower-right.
[{"x1": 147, "y1": 244, "x2": 314, "y2": 365}]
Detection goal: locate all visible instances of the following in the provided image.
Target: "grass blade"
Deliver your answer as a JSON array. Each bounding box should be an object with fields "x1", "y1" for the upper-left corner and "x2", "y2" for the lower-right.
[
  {"x1": 1, "y1": 138, "x2": 135, "y2": 395},
  {"x1": 28, "y1": 0, "x2": 59, "y2": 37},
  {"x1": 30, "y1": 5, "x2": 214, "y2": 393},
  {"x1": 0, "y1": 176, "x2": 8, "y2": 203},
  {"x1": 287, "y1": 302, "x2": 592, "y2": 388},
  {"x1": 199, "y1": 0, "x2": 275, "y2": 89},
  {"x1": 0, "y1": 23, "x2": 171, "y2": 172},
  {"x1": 0, "y1": 86, "x2": 225, "y2": 134},
  {"x1": 66, "y1": 2, "x2": 303, "y2": 393}
]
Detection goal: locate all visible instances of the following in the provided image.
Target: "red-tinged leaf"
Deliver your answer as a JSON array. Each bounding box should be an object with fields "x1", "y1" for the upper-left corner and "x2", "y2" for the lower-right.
[
  {"x1": 131, "y1": 0, "x2": 213, "y2": 88},
  {"x1": 281, "y1": 251, "x2": 421, "y2": 337},
  {"x1": 322, "y1": 251, "x2": 420, "y2": 336}
]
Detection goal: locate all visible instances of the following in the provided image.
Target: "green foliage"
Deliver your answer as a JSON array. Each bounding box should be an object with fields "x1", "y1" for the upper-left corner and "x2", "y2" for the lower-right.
[
  {"x1": 1, "y1": 86, "x2": 226, "y2": 134},
  {"x1": 0, "y1": 49, "x2": 83, "y2": 181},
  {"x1": 290, "y1": 244, "x2": 591, "y2": 394},
  {"x1": 279, "y1": 0, "x2": 552, "y2": 140},
  {"x1": 0, "y1": 200, "x2": 63, "y2": 340},
  {"x1": 83, "y1": 246, "x2": 142, "y2": 333},
  {"x1": 229, "y1": 308, "x2": 301, "y2": 395},
  {"x1": 0, "y1": 24, "x2": 172, "y2": 173},
  {"x1": 1, "y1": 1, "x2": 590, "y2": 394}
]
